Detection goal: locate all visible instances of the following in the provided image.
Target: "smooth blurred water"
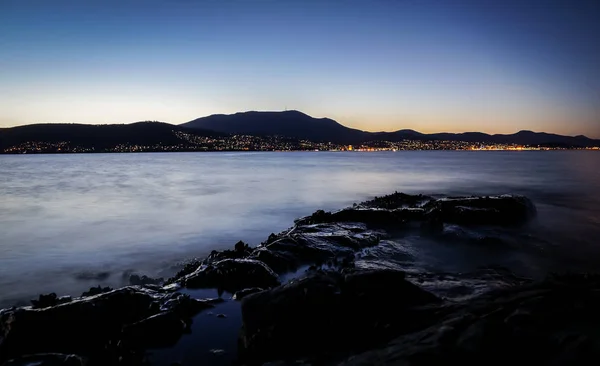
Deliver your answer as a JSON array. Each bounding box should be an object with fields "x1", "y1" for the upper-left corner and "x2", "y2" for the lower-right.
[{"x1": 0, "y1": 151, "x2": 599, "y2": 307}]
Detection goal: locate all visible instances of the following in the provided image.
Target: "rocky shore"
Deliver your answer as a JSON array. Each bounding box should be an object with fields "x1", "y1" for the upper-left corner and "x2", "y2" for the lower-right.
[{"x1": 2, "y1": 192, "x2": 596, "y2": 366}]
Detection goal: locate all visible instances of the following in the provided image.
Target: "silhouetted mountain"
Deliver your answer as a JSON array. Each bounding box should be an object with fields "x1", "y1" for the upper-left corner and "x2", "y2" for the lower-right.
[
  {"x1": 0, "y1": 122, "x2": 223, "y2": 152},
  {"x1": 2, "y1": 113, "x2": 598, "y2": 152},
  {"x1": 183, "y1": 111, "x2": 600, "y2": 147},
  {"x1": 183, "y1": 110, "x2": 369, "y2": 143}
]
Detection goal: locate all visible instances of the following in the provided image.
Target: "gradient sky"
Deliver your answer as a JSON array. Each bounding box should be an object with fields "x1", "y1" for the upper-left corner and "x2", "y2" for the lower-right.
[{"x1": 1, "y1": 0, "x2": 599, "y2": 137}]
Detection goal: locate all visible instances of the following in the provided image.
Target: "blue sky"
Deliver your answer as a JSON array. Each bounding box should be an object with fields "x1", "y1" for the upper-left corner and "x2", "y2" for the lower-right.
[{"x1": 1, "y1": 0, "x2": 599, "y2": 137}]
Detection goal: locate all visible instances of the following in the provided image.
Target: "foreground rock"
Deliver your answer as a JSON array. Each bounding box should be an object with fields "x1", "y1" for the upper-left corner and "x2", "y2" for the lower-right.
[
  {"x1": 239, "y1": 269, "x2": 442, "y2": 363},
  {"x1": 0, "y1": 287, "x2": 217, "y2": 365},
  {"x1": 423, "y1": 194, "x2": 537, "y2": 226},
  {"x1": 181, "y1": 258, "x2": 280, "y2": 291},
  {"x1": 1, "y1": 353, "x2": 85, "y2": 366},
  {"x1": 339, "y1": 274, "x2": 600, "y2": 366}
]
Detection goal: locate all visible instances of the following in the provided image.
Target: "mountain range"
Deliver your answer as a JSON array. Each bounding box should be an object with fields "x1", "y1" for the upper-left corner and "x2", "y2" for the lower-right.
[
  {"x1": 183, "y1": 110, "x2": 600, "y2": 147},
  {"x1": 1, "y1": 111, "x2": 599, "y2": 152},
  {"x1": 0, "y1": 122, "x2": 222, "y2": 152}
]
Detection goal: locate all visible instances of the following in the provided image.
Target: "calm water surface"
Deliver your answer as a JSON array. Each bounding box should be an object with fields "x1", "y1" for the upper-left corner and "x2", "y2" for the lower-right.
[{"x1": 1, "y1": 151, "x2": 599, "y2": 307}]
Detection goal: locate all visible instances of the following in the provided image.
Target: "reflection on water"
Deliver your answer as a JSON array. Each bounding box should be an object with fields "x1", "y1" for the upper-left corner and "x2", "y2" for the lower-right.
[{"x1": 0, "y1": 151, "x2": 599, "y2": 306}]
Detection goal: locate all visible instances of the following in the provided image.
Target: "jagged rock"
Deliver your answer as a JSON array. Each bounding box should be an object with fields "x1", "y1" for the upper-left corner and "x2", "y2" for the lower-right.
[
  {"x1": 294, "y1": 209, "x2": 332, "y2": 225},
  {"x1": 239, "y1": 270, "x2": 441, "y2": 363},
  {"x1": 250, "y1": 248, "x2": 298, "y2": 274},
  {"x1": 182, "y1": 259, "x2": 280, "y2": 292},
  {"x1": 80, "y1": 286, "x2": 112, "y2": 297},
  {"x1": 252, "y1": 223, "x2": 383, "y2": 274},
  {"x1": 235, "y1": 240, "x2": 249, "y2": 252},
  {"x1": 339, "y1": 274, "x2": 600, "y2": 366},
  {"x1": 233, "y1": 287, "x2": 264, "y2": 300},
  {"x1": 329, "y1": 208, "x2": 406, "y2": 226},
  {"x1": 341, "y1": 269, "x2": 441, "y2": 306},
  {"x1": 30, "y1": 293, "x2": 71, "y2": 309},
  {"x1": 158, "y1": 293, "x2": 218, "y2": 316},
  {"x1": 424, "y1": 195, "x2": 537, "y2": 226},
  {"x1": 0, "y1": 287, "x2": 158, "y2": 363},
  {"x1": 360, "y1": 192, "x2": 433, "y2": 209},
  {"x1": 121, "y1": 311, "x2": 187, "y2": 349},
  {"x1": 129, "y1": 274, "x2": 164, "y2": 286},
  {"x1": 1, "y1": 353, "x2": 85, "y2": 366}
]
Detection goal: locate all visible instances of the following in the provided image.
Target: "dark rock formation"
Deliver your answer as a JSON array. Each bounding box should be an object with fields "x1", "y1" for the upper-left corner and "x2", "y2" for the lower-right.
[
  {"x1": 30, "y1": 293, "x2": 71, "y2": 309},
  {"x1": 0, "y1": 287, "x2": 217, "y2": 364},
  {"x1": 360, "y1": 192, "x2": 432, "y2": 209},
  {"x1": 121, "y1": 311, "x2": 187, "y2": 349},
  {"x1": 295, "y1": 194, "x2": 536, "y2": 229},
  {"x1": 339, "y1": 274, "x2": 600, "y2": 365},
  {"x1": 233, "y1": 288, "x2": 264, "y2": 300},
  {"x1": 249, "y1": 222, "x2": 384, "y2": 274},
  {"x1": 80, "y1": 286, "x2": 112, "y2": 297},
  {"x1": 1, "y1": 353, "x2": 85, "y2": 366},
  {"x1": 129, "y1": 274, "x2": 164, "y2": 286},
  {"x1": 0, "y1": 287, "x2": 156, "y2": 362},
  {"x1": 182, "y1": 259, "x2": 280, "y2": 292},
  {"x1": 423, "y1": 194, "x2": 537, "y2": 226},
  {"x1": 239, "y1": 269, "x2": 442, "y2": 363}
]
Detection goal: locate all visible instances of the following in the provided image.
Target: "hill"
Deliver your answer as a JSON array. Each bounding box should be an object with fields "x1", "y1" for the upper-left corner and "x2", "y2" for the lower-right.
[
  {"x1": 0, "y1": 122, "x2": 223, "y2": 153},
  {"x1": 182, "y1": 110, "x2": 369, "y2": 143},
  {"x1": 183, "y1": 111, "x2": 600, "y2": 147}
]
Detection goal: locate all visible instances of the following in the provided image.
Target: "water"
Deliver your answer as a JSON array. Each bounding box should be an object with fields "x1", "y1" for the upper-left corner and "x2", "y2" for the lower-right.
[{"x1": 1, "y1": 151, "x2": 599, "y2": 307}]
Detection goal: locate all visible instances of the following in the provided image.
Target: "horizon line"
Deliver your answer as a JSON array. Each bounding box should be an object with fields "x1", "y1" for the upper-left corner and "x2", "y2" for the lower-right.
[{"x1": 1, "y1": 110, "x2": 598, "y2": 140}]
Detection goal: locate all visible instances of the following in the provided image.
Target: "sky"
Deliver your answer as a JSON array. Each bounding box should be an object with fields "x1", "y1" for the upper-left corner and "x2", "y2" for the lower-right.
[{"x1": 1, "y1": 0, "x2": 599, "y2": 137}]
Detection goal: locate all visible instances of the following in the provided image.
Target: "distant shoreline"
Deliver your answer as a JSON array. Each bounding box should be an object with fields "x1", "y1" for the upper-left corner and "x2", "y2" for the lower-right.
[{"x1": 1, "y1": 148, "x2": 598, "y2": 155}]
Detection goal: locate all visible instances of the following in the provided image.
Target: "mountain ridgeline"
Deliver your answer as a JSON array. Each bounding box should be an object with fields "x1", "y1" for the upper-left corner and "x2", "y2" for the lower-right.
[
  {"x1": 1, "y1": 111, "x2": 598, "y2": 153},
  {"x1": 0, "y1": 122, "x2": 223, "y2": 152},
  {"x1": 183, "y1": 111, "x2": 600, "y2": 147},
  {"x1": 183, "y1": 110, "x2": 369, "y2": 143}
]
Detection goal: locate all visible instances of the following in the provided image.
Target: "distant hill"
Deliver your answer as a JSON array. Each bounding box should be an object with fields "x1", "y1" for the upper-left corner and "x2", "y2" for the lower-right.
[
  {"x1": 183, "y1": 111, "x2": 600, "y2": 147},
  {"x1": 2, "y1": 112, "x2": 598, "y2": 152},
  {"x1": 0, "y1": 122, "x2": 223, "y2": 152},
  {"x1": 182, "y1": 110, "x2": 369, "y2": 143}
]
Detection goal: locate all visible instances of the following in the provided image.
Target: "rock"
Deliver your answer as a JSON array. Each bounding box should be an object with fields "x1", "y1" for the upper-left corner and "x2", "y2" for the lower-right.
[
  {"x1": 1, "y1": 353, "x2": 85, "y2": 366},
  {"x1": 233, "y1": 287, "x2": 264, "y2": 300},
  {"x1": 121, "y1": 311, "x2": 187, "y2": 349},
  {"x1": 342, "y1": 269, "x2": 441, "y2": 306},
  {"x1": 235, "y1": 240, "x2": 248, "y2": 252},
  {"x1": 424, "y1": 195, "x2": 537, "y2": 226},
  {"x1": 81, "y1": 286, "x2": 112, "y2": 297},
  {"x1": 250, "y1": 248, "x2": 297, "y2": 273},
  {"x1": 329, "y1": 208, "x2": 406, "y2": 226},
  {"x1": 360, "y1": 192, "x2": 433, "y2": 209},
  {"x1": 216, "y1": 313, "x2": 227, "y2": 318},
  {"x1": 294, "y1": 209, "x2": 332, "y2": 225},
  {"x1": 166, "y1": 260, "x2": 202, "y2": 285},
  {"x1": 129, "y1": 274, "x2": 164, "y2": 286},
  {"x1": 30, "y1": 293, "x2": 71, "y2": 309},
  {"x1": 239, "y1": 270, "x2": 441, "y2": 363},
  {"x1": 254, "y1": 223, "x2": 384, "y2": 273},
  {"x1": 239, "y1": 274, "x2": 341, "y2": 362},
  {"x1": 158, "y1": 293, "x2": 218, "y2": 317},
  {"x1": 0, "y1": 287, "x2": 158, "y2": 363},
  {"x1": 339, "y1": 274, "x2": 600, "y2": 366},
  {"x1": 182, "y1": 258, "x2": 280, "y2": 292}
]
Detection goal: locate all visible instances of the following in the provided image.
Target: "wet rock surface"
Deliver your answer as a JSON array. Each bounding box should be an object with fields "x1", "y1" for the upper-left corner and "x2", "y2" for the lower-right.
[
  {"x1": 5, "y1": 192, "x2": 589, "y2": 366},
  {"x1": 238, "y1": 269, "x2": 443, "y2": 363},
  {"x1": 338, "y1": 274, "x2": 600, "y2": 366}
]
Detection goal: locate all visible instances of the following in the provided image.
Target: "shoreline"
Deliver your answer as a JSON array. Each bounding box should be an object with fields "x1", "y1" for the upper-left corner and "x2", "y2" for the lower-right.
[
  {"x1": 2, "y1": 148, "x2": 597, "y2": 155},
  {"x1": 0, "y1": 192, "x2": 596, "y2": 365}
]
